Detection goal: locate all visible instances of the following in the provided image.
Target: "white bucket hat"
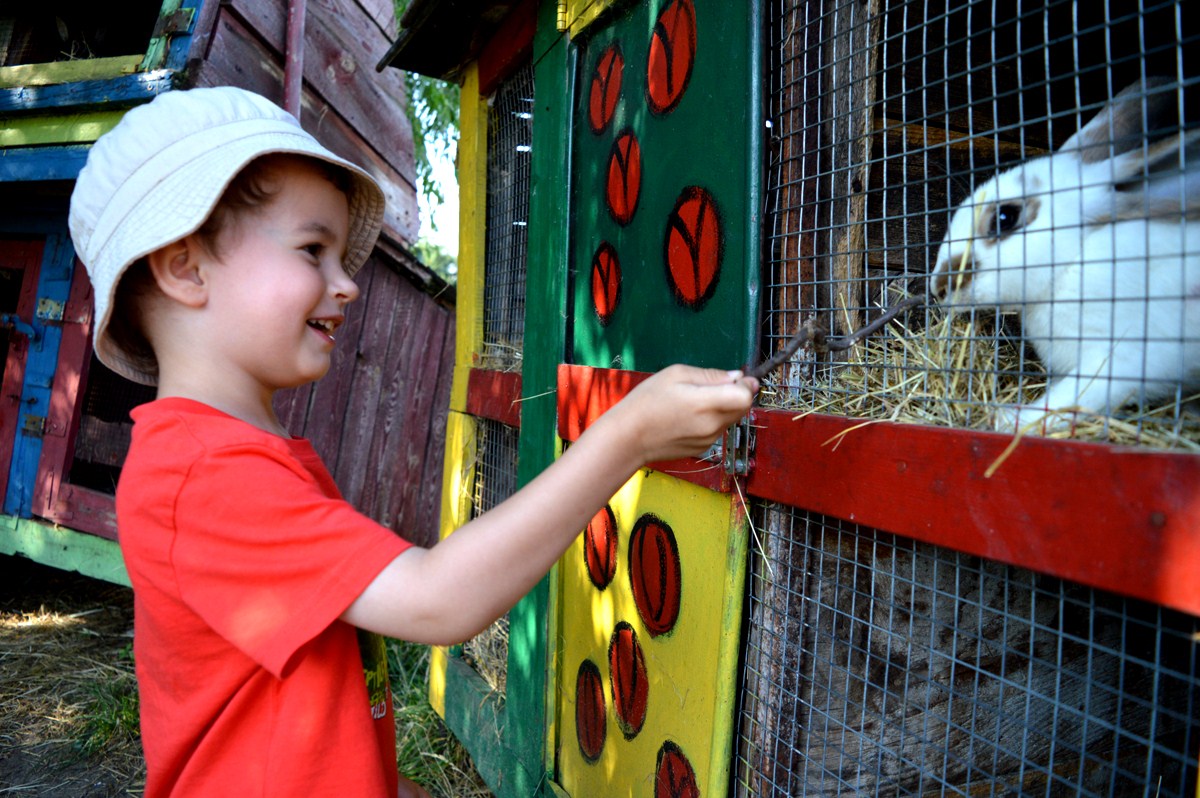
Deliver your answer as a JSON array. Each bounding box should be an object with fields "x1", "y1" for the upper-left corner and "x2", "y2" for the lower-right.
[{"x1": 68, "y1": 86, "x2": 386, "y2": 385}]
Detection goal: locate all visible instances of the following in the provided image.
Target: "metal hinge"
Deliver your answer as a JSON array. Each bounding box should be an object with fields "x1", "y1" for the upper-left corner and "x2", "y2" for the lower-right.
[{"x1": 700, "y1": 414, "x2": 755, "y2": 476}]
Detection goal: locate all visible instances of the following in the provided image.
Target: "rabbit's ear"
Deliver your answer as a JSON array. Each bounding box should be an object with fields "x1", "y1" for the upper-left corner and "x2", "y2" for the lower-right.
[
  {"x1": 1102, "y1": 128, "x2": 1200, "y2": 221},
  {"x1": 1061, "y1": 77, "x2": 1179, "y2": 164}
]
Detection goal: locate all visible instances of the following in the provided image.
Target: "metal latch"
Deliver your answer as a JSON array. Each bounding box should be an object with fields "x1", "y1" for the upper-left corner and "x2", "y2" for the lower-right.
[
  {"x1": 0, "y1": 313, "x2": 38, "y2": 342},
  {"x1": 21, "y1": 413, "x2": 44, "y2": 437},
  {"x1": 700, "y1": 414, "x2": 755, "y2": 476},
  {"x1": 35, "y1": 298, "x2": 63, "y2": 323}
]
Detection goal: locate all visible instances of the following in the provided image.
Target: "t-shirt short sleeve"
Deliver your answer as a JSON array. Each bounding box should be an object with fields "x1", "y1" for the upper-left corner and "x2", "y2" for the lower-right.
[{"x1": 169, "y1": 443, "x2": 410, "y2": 677}]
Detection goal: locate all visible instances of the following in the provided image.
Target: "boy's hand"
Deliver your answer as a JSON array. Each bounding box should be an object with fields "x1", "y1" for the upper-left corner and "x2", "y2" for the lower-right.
[{"x1": 605, "y1": 364, "x2": 759, "y2": 465}]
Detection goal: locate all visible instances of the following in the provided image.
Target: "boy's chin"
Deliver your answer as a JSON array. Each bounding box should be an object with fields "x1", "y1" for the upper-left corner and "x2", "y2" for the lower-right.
[{"x1": 276, "y1": 364, "x2": 331, "y2": 390}]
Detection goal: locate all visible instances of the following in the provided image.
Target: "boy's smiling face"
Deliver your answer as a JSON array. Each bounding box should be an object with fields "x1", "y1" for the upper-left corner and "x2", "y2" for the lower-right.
[{"x1": 202, "y1": 157, "x2": 359, "y2": 394}]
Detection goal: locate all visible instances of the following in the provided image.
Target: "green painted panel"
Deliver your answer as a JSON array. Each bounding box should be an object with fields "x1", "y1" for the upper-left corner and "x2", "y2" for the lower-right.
[
  {"x1": 496, "y1": 2, "x2": 579, "y2": 796},
  {"x1": 0, "y1": 515, "x2": 130, "y2": 587},
  {"x1": 438, "y1": 656, "x2": 512, "y2": 793},
  {"x1": 570, "y1": 0, "x2": 760, "y2": 372}
]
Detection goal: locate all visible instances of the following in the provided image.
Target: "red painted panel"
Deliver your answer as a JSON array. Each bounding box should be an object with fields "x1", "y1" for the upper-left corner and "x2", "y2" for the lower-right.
[
  {"x1": 477, "y1": 0, "x2": 538, "y2": 96},
  {"x1": 467, "y1": 368, "x2": 523, "y2": 428},
  {"x1": 54, "y1": 484, "x2": 118, "y2": 541},
  {"x1": 747, "y1": 409, "x2": 1200, "y2": 617},
  {"x1": 556, "y1": 364, "x2": 729, "y2": 492},
  {"x1": 0, "y1": 238, "x2": 43, "y2": 511}
]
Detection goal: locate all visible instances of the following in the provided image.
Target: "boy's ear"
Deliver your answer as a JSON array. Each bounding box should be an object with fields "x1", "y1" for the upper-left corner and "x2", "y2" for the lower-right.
[{"x1": 146, "y1": 237, "x2": 207, "y2": 307}]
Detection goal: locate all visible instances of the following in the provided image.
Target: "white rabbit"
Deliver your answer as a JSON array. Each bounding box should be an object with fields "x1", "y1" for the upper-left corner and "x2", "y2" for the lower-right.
[{"x1": 931, "y1": 78, "x2": 1200, "y2": 433}]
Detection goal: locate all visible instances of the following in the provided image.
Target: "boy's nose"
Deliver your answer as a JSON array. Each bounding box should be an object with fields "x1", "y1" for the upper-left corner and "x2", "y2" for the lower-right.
[{"x1": 331, "y1": 267, "x2": 361, "y2": 304}]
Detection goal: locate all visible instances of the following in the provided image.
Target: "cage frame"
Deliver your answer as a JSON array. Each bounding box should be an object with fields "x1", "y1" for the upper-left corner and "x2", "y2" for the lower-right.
[{"x1": 399, "y1": 0, "x2": 1200, "y2": 795}]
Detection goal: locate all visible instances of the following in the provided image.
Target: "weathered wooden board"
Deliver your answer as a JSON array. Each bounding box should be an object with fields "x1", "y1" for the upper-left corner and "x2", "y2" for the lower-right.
[
  {"x1": 226, "y1": 0, "x2": 415, "y2": 183},
  {"x1": 355, "y1": 0, "x2": 397, "y2": 39},
  {"x1": 194, "y1": 6, "x2": 420, "y2": 242}
]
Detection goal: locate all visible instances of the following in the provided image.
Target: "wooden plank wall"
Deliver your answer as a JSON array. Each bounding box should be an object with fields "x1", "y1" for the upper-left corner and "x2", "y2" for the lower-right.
[
  {"x1": 275, "y1": 257, "x2": 455, "y2": 548},
  {"x1": 188, "y1": 0, "x2": 420, "y2": 244}
]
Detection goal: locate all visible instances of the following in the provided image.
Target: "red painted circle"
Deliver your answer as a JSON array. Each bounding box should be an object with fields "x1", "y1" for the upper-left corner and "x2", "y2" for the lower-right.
[
  {"x1": 575, "y1": 660, "x2": 606, "y2": 762},
  {"x1": 655, "y1": 741, "x2": 700, "y2": 798},
  {"x1": 591, "y1": 242, "x2": 622, "y2": 326},
  {"x1": 588, "y1": 44, "x2": 623, "y2": 133},
  {"x1": 664, "y1": 186, "x2": 721, "y2": 309},
  {"x1": 646, "y1": 0, "x2": 697, "y2": 115},
  {"x1": 628, "y1": 514, "x2": 682, "y2": 637},
  {"x1": 608, "y1": 622, "x2": 648, "y2": 739},
  {"x1": 606, "y1": 130, "x2": 641, "y2": 226},
  {"x1": 584, "y1": 503, "x2": 618, "y2": 589}
]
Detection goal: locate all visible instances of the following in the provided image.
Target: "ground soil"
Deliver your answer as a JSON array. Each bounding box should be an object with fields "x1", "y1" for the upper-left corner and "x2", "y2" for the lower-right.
[{"x1": 0, "y1": 557, "x2": 144, "y2": 796}]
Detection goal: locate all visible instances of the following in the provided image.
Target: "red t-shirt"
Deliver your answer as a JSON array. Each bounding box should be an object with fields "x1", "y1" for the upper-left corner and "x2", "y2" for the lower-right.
[{"x1": 117, "y1": 398, "x2": 412, "y2": 797}]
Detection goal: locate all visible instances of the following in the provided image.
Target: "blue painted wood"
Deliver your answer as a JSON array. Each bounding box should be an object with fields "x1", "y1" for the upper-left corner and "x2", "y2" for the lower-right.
[
  {"x1": 0, "y1": 70, "x2": 176, "y2": 114},
  {"x1": 4, "y1": 232, "x2": 75, "y2": 518},
  {"x1": 0, "y1": 146, "x2": 90, "y2": 182},
  {"x1": 166, "y1": 0, "x2": 205, "y2": 71}
]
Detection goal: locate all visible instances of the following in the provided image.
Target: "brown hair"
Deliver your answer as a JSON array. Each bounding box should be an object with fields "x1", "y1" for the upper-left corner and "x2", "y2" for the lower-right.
[{"x1": 104, "y1": 154, "x2": 354, "y2": 380}]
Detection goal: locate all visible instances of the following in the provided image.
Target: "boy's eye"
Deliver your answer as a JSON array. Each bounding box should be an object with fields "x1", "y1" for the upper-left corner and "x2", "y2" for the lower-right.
[{"x1": 302, "y1": 243, "x2": 324, "y2": 259}]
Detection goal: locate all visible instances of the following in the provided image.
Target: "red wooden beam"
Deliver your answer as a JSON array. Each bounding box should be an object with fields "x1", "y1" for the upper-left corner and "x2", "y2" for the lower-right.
[
  {"x1": 477, "y1": 0, "x2": 538, "y2": 96},
  {"x1": 467, "y1": 368, "x2": 523, "y2": 428},
  {"x1": 556, "y1": 364, "x2": 732, "y2": 493},
  {"x1": 557, "y1": 364, "x2": 1200, "y2": 616},
  {"x1": 748, "y1": 409, "x2": 1200, "y2": 618}
]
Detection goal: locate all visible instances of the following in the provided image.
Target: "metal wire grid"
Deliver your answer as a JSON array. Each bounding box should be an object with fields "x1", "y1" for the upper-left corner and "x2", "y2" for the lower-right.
[
  {"x1": 734, "y1": 504, "x2": 1200, "y2": 797},
  {"x1": 470, "y1": 417, "x2": 520, "y2": 518},
  {"x1": 482, "y1": 60, "x2": 534, "y2": 369},
  {"x1": 761, "y1": 0, "x2": 1199, "y2": 446},
  {"x1": 460, "y1": 417, "x2": 521, "y2": 697}
]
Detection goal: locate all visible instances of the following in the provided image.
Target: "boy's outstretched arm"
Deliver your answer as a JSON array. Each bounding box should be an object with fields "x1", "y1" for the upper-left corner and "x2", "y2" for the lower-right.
[{"x1": 342, "y1": 365, "x2": 758, "y2": 645}]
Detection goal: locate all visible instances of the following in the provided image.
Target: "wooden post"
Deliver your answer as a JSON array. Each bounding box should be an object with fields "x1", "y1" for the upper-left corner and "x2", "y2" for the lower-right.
[{"x1": 284, "y1": 0, "x2": 307, "y2": 117}]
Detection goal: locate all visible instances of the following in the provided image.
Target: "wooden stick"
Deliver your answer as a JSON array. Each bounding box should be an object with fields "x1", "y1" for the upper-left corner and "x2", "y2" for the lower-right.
[{"x1": 746, "y1": 296, "x2": 924, "y2": 381}]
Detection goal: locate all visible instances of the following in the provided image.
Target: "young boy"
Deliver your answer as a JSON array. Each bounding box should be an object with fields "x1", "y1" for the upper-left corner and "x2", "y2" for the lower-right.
[{"x1": 68, "y1": 86, "x2": 757, "y2": 797}]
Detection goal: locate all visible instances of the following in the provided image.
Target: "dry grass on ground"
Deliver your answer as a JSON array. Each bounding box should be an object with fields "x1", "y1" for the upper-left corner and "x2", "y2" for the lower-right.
[
  {"x1": 0, "y1": 558, "x2": 143, "y2": 797},
  {"x1": 0, "y1": 557, "x2": 490, "y2": 798}
]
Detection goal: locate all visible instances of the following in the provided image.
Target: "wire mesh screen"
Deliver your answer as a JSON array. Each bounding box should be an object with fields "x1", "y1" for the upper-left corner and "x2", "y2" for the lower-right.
[
  {"x1": 460, "y1": 417, "x2": 520, "y2": 698},
  {"x1": 482, "y1": 60, "x2": 534, "y2": 369},
  {"x1": 761, "y1": 0, "x2": 1199, "y2": 448},
  {"x1": 734, "y1": 504, "x2": 1200, "y2": 797}
]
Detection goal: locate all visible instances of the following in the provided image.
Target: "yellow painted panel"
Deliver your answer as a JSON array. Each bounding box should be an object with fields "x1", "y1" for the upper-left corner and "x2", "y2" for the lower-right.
[
  {"x1": 429, "y1": 643, "x2": 450, "y2": 718},
  {"x1": 558, "y1": 0, "x2": 622, "y2": 37},
  {"x1": 0, "y1": 55, "x2": 143, "y2": 88},
  {"x1": 0, "y1": 111, "x2": 125, "y2": 147},
  {"x1": 556, "y1": 469, "x2": 747, "y2": 797},
  {"x1": 437, "y1": 411, "x2": 478, "y2": 542},
  {"x1": 450, "y1": 63, "x2": 489, "y2": 412},
  {"x1": 430, "y1": 410, "x2": 479, "y2": 718}
]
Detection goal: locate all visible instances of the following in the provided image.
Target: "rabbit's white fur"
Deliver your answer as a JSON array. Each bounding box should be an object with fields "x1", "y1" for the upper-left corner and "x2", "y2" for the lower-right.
[{"x1": 932, "y1": 79, "x2": 1200, "y2": 432}]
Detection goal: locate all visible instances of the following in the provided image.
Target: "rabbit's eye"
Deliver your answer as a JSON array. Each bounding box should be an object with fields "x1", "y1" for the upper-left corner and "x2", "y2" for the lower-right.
[{"x1": 991, "y1": 203, "x2": 1024, "y2": 237}]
